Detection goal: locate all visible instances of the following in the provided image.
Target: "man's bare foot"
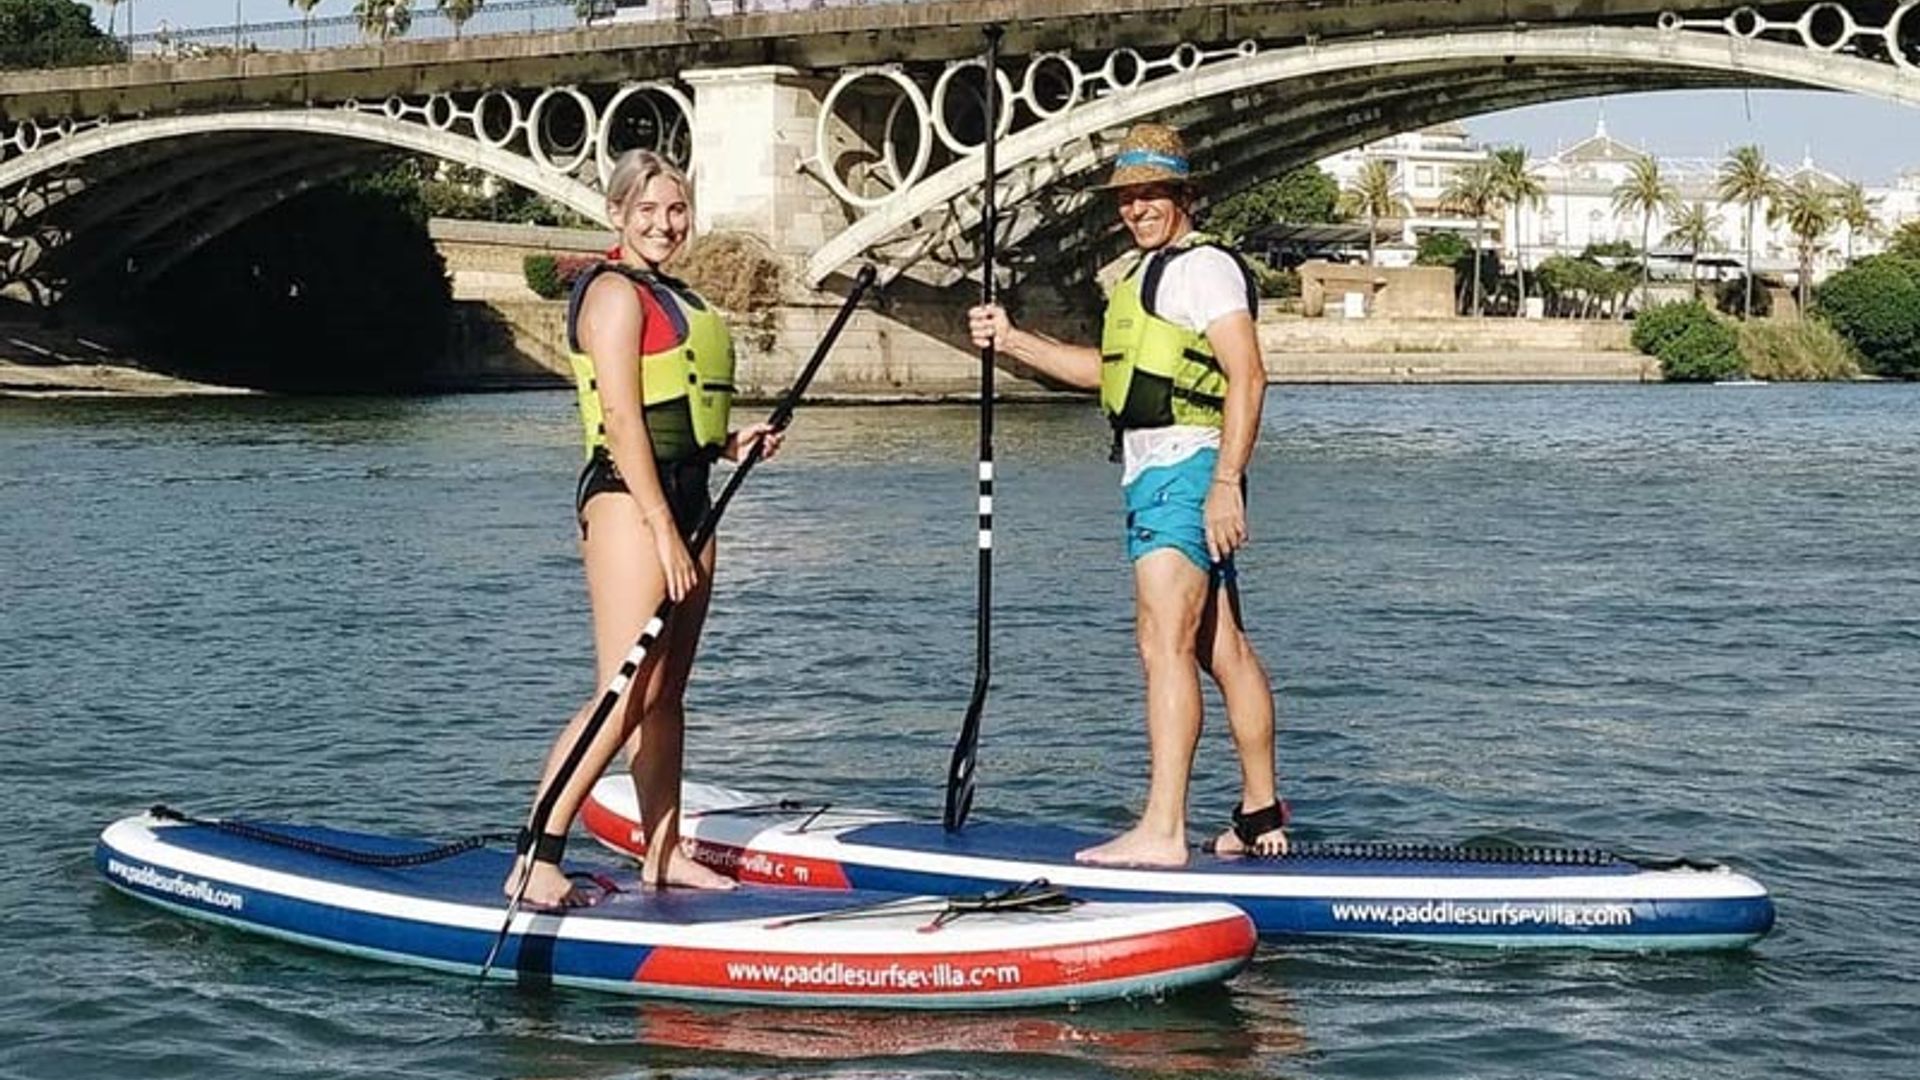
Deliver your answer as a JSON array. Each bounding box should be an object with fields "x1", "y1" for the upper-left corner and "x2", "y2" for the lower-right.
[
  {"x1": 643, "y1": 846, "x2": 737, "y2": 890},
  {"x1": 1212, "y1": 824, "x2": 1288, "y2": 858},
  {"x1": 1216, "y1": 801, "x2": 1289, "y2": 858},
  {"x1": 503, "y1": 857, "x2": 589, "y2": 908},
  {"x1": 1074, "y1": 823, "x2": 1189, "y2": 868}
]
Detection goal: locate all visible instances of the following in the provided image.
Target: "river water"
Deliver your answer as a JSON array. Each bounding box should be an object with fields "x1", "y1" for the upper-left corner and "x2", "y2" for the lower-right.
[{"x1": 2, "y1": 386, "x2": 1915, "y2": 1079}]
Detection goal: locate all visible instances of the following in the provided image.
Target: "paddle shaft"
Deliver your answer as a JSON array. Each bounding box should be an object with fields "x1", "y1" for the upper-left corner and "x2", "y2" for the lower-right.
[
  {"x1": 482, "y1": 264, "x2": 877, "y2": 978},
  {"x1": 944, "y1": 25, "x2": 1001, "y2": 833}
]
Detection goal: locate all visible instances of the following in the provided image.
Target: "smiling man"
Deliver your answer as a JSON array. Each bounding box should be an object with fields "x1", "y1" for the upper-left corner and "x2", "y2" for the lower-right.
[{"x1": 968, "y1": 123, "x2": 1286, "y2": 867}]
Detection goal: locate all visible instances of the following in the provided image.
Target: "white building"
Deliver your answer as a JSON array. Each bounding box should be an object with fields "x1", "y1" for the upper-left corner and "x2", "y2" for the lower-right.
[{"x1": 1317, "y1": 116, "x2": 1917, "y2": 287}]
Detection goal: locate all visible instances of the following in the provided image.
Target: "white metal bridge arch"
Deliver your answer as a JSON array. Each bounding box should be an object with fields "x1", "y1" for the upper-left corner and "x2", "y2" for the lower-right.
[
  {"x1": 1, "y1": 84, "x2": 688, "y2": 296},
  {"x1": 804, "y1": 7, "x2": 1920, "y2": 286}
]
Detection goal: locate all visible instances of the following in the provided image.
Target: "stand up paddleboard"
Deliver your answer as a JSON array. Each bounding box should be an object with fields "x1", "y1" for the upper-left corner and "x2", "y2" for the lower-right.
[
  {"x1": 582, "y1": 780, "x2": 1775, "y2": 951},
  {"x1": 97, "y1": 810, "x2": 1254, "y2": 1008}
]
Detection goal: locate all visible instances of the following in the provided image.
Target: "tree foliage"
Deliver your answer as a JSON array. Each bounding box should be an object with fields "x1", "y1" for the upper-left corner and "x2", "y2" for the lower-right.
[
  {"x1": 1769, "y1": 175, "x2": 1837, "y2": 312},
  {"x1": 1887, "y1": 219, "x2": 1920, "y2": 261},
  {"x1": 1440, "y1": 158, "x2": 1502, "y2": 316},
  {"x1": 1534, "y1": 253, "x2": 1636, "y2": 319},
  {"x1": 355, "y1": 0, "x2": 412, "y2": 40},
  {"x1": 351, "y1": 158, "x2": 588, "y2": 227},
  {"x1": 437, "y1": 0, "x2": 481, "y2": 36},
  {"x1": 1814, "y1": 255, "x2": 1920, "y2": 378},
  {"x1": 0, "y1": 0, "x2": 121, "y2": 69},
  {"x1": 1206, "y1": 167, "x2": 1343, "y2": 244},
  {"x1": 1718, "y1": 145, "x2": 1775, "y2": 319},
  {"x1": 1613, "y1": 155, "x2": 1677, "y2": 312}
]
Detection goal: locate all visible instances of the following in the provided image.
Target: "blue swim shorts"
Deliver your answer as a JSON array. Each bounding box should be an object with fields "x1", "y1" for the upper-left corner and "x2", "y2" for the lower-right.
[{"x1": 1123, "y1": 448, "x2": 1238, "y2": 584}]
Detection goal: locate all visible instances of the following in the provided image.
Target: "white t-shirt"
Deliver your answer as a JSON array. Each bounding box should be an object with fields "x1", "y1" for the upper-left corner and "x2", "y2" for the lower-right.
[{"x1": 1118, "y1": 244, "x2": 1254, "y2": 486}]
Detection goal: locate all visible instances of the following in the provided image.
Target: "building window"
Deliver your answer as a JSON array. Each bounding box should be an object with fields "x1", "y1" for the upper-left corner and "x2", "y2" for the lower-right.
[{"x1": 1415, "y1": 165, "x2": 1436, "y2": 188}]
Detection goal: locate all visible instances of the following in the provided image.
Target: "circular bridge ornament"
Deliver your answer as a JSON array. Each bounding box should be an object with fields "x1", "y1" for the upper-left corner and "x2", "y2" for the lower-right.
[
  {"x1": 596, "y1": 82, "x2": 695, "y2": 187},
  {"x1": 931, "y1": 59, "x2": 1017, "y2": 156},
  {"x1": 1798, "y1": 3, "x2": 1855, "y2": 52},
  {"x1": 815, "y1": 66, "x2": 933, "y2": 210},
  {"x1": 1727, "y1": 7, "x2": 1767, "y2": 39},
  {"x1": 527, "y1": 87, "x2": 597, "y2": 176}
]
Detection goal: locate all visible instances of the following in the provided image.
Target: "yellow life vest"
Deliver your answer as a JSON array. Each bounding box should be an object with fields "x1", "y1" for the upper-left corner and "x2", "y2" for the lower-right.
[
  {"x1": 1098, "y1": 237, "x2": 1257, "y2": 432},
  {"x1": 566, "y1": 264, "x2": 735, "y2": 464}
]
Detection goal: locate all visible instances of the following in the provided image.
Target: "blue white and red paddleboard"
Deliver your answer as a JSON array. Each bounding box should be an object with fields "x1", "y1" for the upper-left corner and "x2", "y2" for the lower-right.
[
  {"x1": 582, "y1": 779, "x2": 1775, "y2": 951},
  {"x1": 96, "y1": 811, "x2": 1254, "y2": 1008}
]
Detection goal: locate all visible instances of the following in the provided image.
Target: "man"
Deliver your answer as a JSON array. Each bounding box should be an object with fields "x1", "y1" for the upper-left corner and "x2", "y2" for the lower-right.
[{"x1": 968, "y1": 122, "x2": 1286, "y2": 867}]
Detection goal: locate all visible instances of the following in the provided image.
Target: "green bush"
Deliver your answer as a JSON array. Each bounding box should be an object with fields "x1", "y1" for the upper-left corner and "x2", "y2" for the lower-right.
[
  {"x1": 523, "y1": 254, "x2": 600, "y2": 300},
  {"x1": 1632, "y1": 300, "x2": 1717, "y2": 358},
  {"x1": 524, "y1": 254, "x2": 563, "y2": 299},
  {"x1": 1737, "y1": 318, "x2": 1862, "y2": 381},
  {"x1": 1814, "y1": 255, "x2": 1920, "y2": 378},
  {"x1": 1246, "y1": 258, "x2": 1300, "y2": 300},
  {"x1": 1660, "y1": 319, "x2": 1744, "y2": 382}
]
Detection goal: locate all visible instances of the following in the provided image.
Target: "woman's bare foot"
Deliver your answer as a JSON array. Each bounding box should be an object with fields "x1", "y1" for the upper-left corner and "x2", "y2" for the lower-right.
[
  {"x1": 643, "y1": 845, "x2": 737, "y2": 890},
  {"x1": 503, "y1": 857, "x2": 589, "y2": 908},
  {"x1": 1074, "y1": 822, "x2": 1189, "y2": 868}
]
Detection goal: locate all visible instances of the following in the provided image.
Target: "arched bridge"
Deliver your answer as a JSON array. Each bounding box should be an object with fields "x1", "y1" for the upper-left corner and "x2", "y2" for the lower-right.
[{"x1": 3, "y1": 0, "x2": 1919, "y2": 304}]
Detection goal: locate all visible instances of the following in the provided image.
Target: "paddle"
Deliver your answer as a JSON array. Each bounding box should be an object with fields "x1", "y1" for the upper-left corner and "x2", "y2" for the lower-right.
[
  {"x1": 943, "y1": 25, "x2": 1003, "y2": 834},
  {"x1": 481, "y1": 263, "x2": 878, "y2": 979}
]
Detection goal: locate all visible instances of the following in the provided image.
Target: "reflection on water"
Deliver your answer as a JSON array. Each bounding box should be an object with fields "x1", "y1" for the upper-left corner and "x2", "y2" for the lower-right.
[{"x1": 619, "y1": 979, "x2": 1306, "y2": 1073}]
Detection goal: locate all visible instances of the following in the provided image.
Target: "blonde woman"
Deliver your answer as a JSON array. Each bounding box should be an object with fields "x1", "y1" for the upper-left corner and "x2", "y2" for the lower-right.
[{"x1": 505, "y1": 150, "x2": 777, "y2": 906}]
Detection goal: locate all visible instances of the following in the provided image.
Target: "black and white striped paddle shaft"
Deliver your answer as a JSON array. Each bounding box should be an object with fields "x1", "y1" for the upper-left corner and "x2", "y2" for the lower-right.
[
  {"x1": 481, "y1": 264, "x2": 879, "y2": 979},
  {"x1": 944, "y1": 24, "x2": 1002, "y2": 834}
]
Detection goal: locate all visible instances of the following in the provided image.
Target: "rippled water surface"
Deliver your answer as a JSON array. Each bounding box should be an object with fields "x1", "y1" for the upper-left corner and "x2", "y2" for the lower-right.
[{"x1": 3, "y1": 386, "x2": 1916, "y2": 1079}]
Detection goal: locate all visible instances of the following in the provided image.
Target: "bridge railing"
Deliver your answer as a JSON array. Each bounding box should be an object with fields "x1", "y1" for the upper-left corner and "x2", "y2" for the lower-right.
[{"x1": 7, "y1": 1, "x2": 909, "y2": 67}]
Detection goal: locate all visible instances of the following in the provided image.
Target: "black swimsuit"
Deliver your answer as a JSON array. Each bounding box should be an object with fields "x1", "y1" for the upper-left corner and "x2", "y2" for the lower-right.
[{"x1": 574, "y1": 449, "x2": 713, "y2": 543}]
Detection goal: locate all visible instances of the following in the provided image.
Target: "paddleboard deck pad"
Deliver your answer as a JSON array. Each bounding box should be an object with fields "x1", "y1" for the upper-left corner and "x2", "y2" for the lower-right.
[
  {"x1": 582, "y1": 780, "x2": 1774, "y2": 950},
  {"x1": 97, "y1": 810, "x2": 1254, "y2": 1008}
]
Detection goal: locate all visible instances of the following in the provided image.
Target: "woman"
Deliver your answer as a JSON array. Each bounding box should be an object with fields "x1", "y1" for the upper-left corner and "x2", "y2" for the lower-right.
[{"x1": 505, "y1": 149, "x2": 777, "y2": 906}]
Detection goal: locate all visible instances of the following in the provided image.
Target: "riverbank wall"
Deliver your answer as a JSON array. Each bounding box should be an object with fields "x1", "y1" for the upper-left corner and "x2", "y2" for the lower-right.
[{"x1": 442, "y1": 296, "x2": 1650, "y2": 397}]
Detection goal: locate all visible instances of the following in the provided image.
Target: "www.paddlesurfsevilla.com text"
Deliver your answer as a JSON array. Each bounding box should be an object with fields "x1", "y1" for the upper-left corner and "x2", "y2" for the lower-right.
[
  {"x1": 106, "y1": 859, "x2": 245, "y2": 912},
  {"x1": 723, "y1": 959, "x2": 1023, "y2": 991},
  {"x1": 1330, "y1": 899, "x2": 1634, "y2": 929}
]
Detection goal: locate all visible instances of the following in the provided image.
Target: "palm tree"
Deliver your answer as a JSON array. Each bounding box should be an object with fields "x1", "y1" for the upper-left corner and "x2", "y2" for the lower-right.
[
  {"x1": 1338, "y1": 158, "x2": 1407, "y2": 268},
  {"x1": 1490, "y1": 147, "x2": 1546, "y2": 314},
  {"x1": 437, "y1": 0, "x2": 481, "y2": 37},
  {"x1": 1663, "y1": 201, "x2": 1721, "y2": 302},
  {"x1": 354, "y1": 0, "x2": 411, "y2": 40},
  {"x1": 1834, "y1": 181, "x2": 1883, "y2": 264},
  {"x1": 1440, "y1": 158, "x2": 1502, "y2": 317},
  {"x1": 1770, "y1": 176, "x2": 1837, "y2": 314},
  {"x1": 1718, "y1": 145, "x2": 1775, "y2": 319},
  {"x1": 100, "y1": 0, "x2": 122, "y2": 37},
  {"x1": 1611, "y1": 155, "x2": 1676, "y2": 314},
  {"x1": 288, "y1": 0, "x2": 322, "y2": 48}
]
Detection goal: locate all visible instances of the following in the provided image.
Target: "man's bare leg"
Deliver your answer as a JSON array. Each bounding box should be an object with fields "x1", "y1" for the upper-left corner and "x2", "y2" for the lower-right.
[
  {"x1": 1076, "y1": 550, "x2": 1210, "y2": 868},
  {"x1": 1198, "y1": 585, "x2": 1286, "y2": 856}
]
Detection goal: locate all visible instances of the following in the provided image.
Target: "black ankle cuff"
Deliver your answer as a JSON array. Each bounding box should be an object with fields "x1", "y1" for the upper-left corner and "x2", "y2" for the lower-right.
[
  {"x1": 1231, "y1": 800, "x2": 1290, "y2": 846},
  {"x1": 516, "y1": 827, "x2": 568, "y2": 865}
]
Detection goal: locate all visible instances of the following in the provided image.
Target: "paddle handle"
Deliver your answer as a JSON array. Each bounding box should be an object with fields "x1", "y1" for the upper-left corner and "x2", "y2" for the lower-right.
[{"x1": 944, "y1": 25, "x2": 1002, "y2": 833}]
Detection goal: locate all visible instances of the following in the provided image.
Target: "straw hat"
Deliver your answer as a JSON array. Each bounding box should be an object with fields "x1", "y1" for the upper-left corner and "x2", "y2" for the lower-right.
[{"x1": 1099, "y1": 123, "x2": 1202, "y2": 190}]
